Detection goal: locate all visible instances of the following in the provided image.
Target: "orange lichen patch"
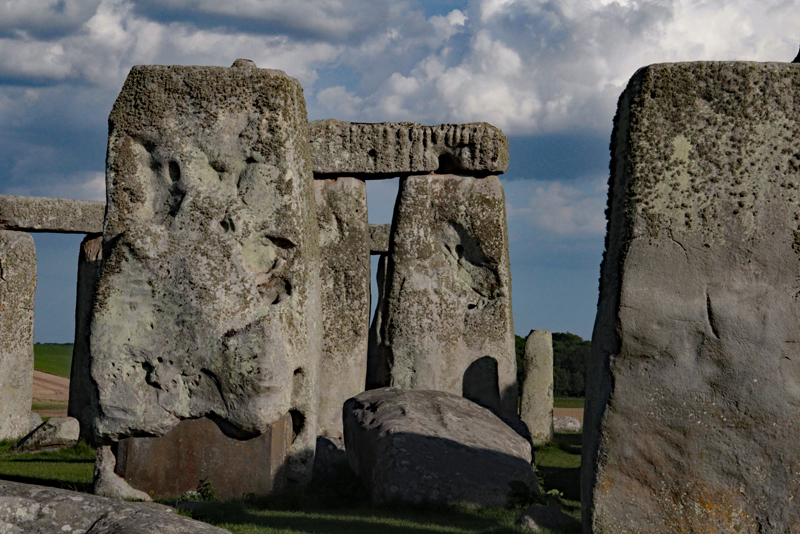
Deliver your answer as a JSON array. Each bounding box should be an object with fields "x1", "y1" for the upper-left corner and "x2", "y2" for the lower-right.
[{"x1": 657, "y1": 480, "x2": 757, "y2": 534}]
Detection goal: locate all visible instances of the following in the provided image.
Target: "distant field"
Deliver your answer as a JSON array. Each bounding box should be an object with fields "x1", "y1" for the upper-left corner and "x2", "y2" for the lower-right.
[
  {"x1": 33, "y1": 344, "x2": 73, "y2": 379},
  {"x1": 554, "y1": 397, "x2": 584, "y2": 409}
]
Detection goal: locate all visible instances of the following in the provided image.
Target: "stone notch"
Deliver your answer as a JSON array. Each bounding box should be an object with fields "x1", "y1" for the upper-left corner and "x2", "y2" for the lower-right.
[
  {"x1": 88, "y1": 64, "x2": 322, "y2": 483},
  {"x1": 309, "y1": 120, "x2": 509, "y2": 176},
  {"x1": 584, "y1": 62, "x2": 800, "y2": 533},
  {"x1": 0, "y1": 195, "x2": 104, "y2": 234},
  {"x1": 369, "y1": 224, "x2": 390, "y2": 255}
]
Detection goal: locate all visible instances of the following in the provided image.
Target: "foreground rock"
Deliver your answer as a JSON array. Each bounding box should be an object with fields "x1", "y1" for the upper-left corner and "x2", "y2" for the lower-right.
[
  {"x1": 0, "y1": 230, "x2": 36, "y2": 441},
  {"x1": 584, "y1": 62, "x2": 800, "y2": 533},
  {"x1": 518, "y1": 506, "x2": 579, "y2": 532},
  {"x1": 343, "y1": 388, "x2": 536, "y2": 507},
  {"x1": 12, "y1": 417, "x2": 80, "y2": 453},
  {"x1": 0, "y1": 480, "x2": 229, "y2": 533},
  {"x1": 373, "y1": 174, "x2": 518, "y2": 417},
  {"x1": 0, "y1": 194, "x2": 104, "y2": 234},
  {"x1": 520, "y1": 330, "x2": 554, "y2": 446},
  {"x1": 87, "y1": 61, "x2": 321, "y2": 483}
]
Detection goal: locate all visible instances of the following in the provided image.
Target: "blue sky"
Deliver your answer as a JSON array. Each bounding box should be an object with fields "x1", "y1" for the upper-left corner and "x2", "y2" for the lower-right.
[{"x1": 0, "y1": 0, "x2": 797, "y2": 342}]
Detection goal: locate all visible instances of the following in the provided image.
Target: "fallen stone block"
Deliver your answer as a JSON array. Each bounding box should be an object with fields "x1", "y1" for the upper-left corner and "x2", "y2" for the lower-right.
[
  {"x1": 584, "y1": 61, "x2": 800, "y2": 533},
  {"x1": 27, "y1": 412, "x2": 42, "y2": 433},
  {"x1": 518, "y1": 505, "x2": 579, "y2": 532},
  {"x1": 0, "y1": 194, "x2": 104, "y2": 234},
  {"x1": 309, "y1": 120, "x2": 508, "y2": 176},
  {"x1": 520, "y1": 330, "x2": 554, "y2": 446},
  {"x1": 343, "y1": 388, "x2": 536, "y2": 507},
  {"x1": 312, "y1": 435, "x2": 347, "y2": 479},
  {"x1": 553, "y1": 415, "x2": 581, "y2": 433},
  {"x1": 12, "y1": 416, "x2": 80, "y2": 453},
  {"x1": 0, "y1": 479, "x2": 229, "y2": 533}
]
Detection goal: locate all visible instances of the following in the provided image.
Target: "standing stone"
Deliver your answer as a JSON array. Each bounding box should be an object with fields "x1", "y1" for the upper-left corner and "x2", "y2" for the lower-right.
[
  {"x1": 0, "y1": 230, "x2": 36, "y2": 441},
  {"x1": 315, "y1": 177, "x2": 370, "y2": 438},
  {"x1": 366, "y1": 253, "x2": 389, "y2": 390},
  {"x1": 375, "y1": 174, "x2": 517, "y2": 417},
  {"x1": 69, "y1": 234, "x2": 102, "y2": 444},
  {"x1": 584, "y1": 62, "x2": 800, "y2": 533},
  {"x1": 88, "y1": 62, "x2": 322, "y2": 484},
  {"x1": 520, "y1": 330, "x2": 553, "y2": 446}
]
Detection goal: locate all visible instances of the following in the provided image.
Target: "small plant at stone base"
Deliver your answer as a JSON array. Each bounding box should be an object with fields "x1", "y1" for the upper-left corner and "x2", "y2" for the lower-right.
[{"x1": 180, "y1": 478, "x2": 219, "y2": 502}]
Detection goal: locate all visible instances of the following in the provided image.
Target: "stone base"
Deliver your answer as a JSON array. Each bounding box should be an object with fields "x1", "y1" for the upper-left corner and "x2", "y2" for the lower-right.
[{"x1": 113, "y1": 414, "x2": 291, "y2": 500}]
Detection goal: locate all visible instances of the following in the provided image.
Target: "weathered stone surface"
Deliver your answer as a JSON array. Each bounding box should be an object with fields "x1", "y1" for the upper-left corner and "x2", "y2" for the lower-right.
[
  {"x1": 27, "y1": 412, "x2": 42, "y2": 433},
  {"x1": 373, "y1": 174, "x2": 517, "y2": 417},
  {"x1": 343, "y1": 388, "x2": 535, "y2": 507},
  {"x1": 553, "y1": 415, "x2": 581, "y2": 433},
  {"x1": 0, "y1": 480, "x2": 229, "y2": 533},
  {"x1": 12, "y1": 417, "x2": 80, "y2": 453},
  {"x1": 0, "y1": 194, "x2": 104, "y2": 234},
  {"x1": 114, "y1": 413, "x2": 291, "y2": 499},
  {"x1": 584, "y1": 62, "x2": 800, "y2": 533},
  {"x1": 518, "y1": 505, "x2": 579, "y2": 532},
  {"x1": 312, "y1": 435, "x2": 347, "y2": 479},
  {"x1": 94, "y1": 445, "x2": 152, "y2": 501},
  {"x1": 520, "y1": 330, "x2": 553, "y2": 446},
  {"x1": 88, "y1": 63, "x2": 322, "y2": 483},
  {"x1": 69, "y1": 234, "x2": 102, "y2": 444},
  {"x1": 309, "y1": 120, "x2": 509, "y2": 176},
  {"x1": 365, "y1": 253, "x2": 389, "y2": 389},
  {"x1": 0, "y1": 230, "x2": 36, "y2": 441},
  {"x1": 369, "y1": 224, "x2": 390, "y2": 254},
  {"x1": 315, "y1": 178, "x2": 370, "y2": 438}
]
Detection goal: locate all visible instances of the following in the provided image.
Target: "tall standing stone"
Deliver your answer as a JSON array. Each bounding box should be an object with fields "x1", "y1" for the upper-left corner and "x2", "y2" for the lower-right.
[
  {"x1": 315, "y1": 177, "x2": 370, "y2": 438},
  {"x1": 584, "y1": 62, "x2": 800, "y2": 533},
  {"x1": 88, "y1": 62, "x2": 322, "y2": 484},
  {"x1": 375, "y1": 174, "x2": 517, "y2": 417},
  {"x1": 520, "y1": 330, "x2": 553, "y2": 446},
  {"x1": 0, "y1": 231, "x2": 36, "y2": 441}
]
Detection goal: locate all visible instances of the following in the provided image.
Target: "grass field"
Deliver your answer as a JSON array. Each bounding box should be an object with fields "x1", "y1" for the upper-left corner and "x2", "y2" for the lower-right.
[
  {"x1": 553, "y1": 398, "x2": 584, "y2": 409},
  {"x1": 0, "y1": 440, "x2": 94, "y2": 493},
  {"x1": 33, "y1": 343, "x2": 73, "y2": 378}
]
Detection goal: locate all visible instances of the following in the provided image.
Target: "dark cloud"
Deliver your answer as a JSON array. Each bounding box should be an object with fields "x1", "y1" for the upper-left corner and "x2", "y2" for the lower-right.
[{"x1": 0, "y1": 0, "x2": 101, "y2": 40}]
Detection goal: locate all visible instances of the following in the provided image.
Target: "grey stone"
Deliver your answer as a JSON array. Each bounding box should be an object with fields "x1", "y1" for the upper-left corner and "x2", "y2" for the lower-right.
[
  {"x1": 12, "y1": 417, "x2": 80, "y2": 453},
  {"x1": 343, "y1": 388, "x2": 536, "y2": 507},
  {"x1": 0, "y1": 230, "x2": 36, "y2": 441},
  {"x1": 88, "y1": 64, "x2": 322, "y2": 483},
  {"x1": 309, "y1": 120, "x2": 509, "y2": 176},
  {"x1": 520, "y1": 330, "x2": 554, "y2": 446},
  {"x1": 68, "y1": 234, "x2": 103, "y2": 444},
  {"x1": 518, "y1": 505, "x2": 579, "y2": 532},
  {"x1": 374, "y1": 174, "x2": 518, "y2": 417},
  {"x1": 312, "y1": 435, "x2": 347, "y2": 479},
  {"x1": 0, "y1": 480, "x2": 229, "y2": 533},
  {"x1": 94, "y1": 445, "x2": 152, "y2": 501},
  {"x1": 315, "y1": 177, "x2": 370, "y2": 439},
  {"x1": 584, "y1": 62, "x2": 800, "y2": 533},
  {"x1": 369, "y1": 224, "x2": 390, "y2": 255},
  {"x1": 553, "y1": 415, "x2": 581, "y2": 433},
  {"x1": 27, "y1": 412, "x2": 42, "y2": 433},
  {"x1": 0, "y1": 194, "x2": 104, "y2": 234},
  {"x1": 365, "y1": 253, "x2": 389, "y2": 389}
]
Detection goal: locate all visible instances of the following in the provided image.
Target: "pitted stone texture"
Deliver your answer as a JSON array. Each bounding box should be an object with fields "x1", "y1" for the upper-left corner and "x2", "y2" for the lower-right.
[
  {"x1": 343, "y1": 388, "x2": 536, "y2": 507},
  {"x1": 0, "y1": 230, "x2": 36, "y2": 441},
  {"x1": 369, "y1": 224, "x2": 390, "y2": 254},
  {"x1": 12, "y1": 417, "x2": 80, "y2": 453},
  {"x1": 0, "y1": 194, "x2": 104, "y2": 234},
  {"x1": 309, "y1": 120, "x2": 508, "y2": 175},
  {"x1": 0, "y1": 480, "x2": 229, "y2": 533},
  {"x1": 584, "y1": 62, "x2": 800, "y2": 534},
  {"x1": 520, "y1": 330, "x2": 553, "y2": 446},
  {"x1": 90, "y1": 64, "x2": 322, "y2": 482},
  {"x1": 366, "y1": 253, "x2": 389, "y2": 390},
  {"x1": 69, "y1": 234, "x2": 103, "y2": 444},
  {"x1": 315, "y1": 178, "x2": 370, "y2": 438},
  {"x1": 374, "y1": 174, "x2": 517, "y2": 417}
]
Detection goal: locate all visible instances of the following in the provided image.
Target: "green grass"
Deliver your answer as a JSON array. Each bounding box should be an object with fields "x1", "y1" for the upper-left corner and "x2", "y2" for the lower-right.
[
  {"x1": 0, "y1": 440, "x2": 94, "y2": 493},
  {"x1": 553, "y1": 398, "x2": 584, "y2": 409},
  {"x1": 33, "y1": 343, "x2": 73, "y2": 378},
  {"x1": 534, "y1": 433, "x2": 582, "y2": 503}
]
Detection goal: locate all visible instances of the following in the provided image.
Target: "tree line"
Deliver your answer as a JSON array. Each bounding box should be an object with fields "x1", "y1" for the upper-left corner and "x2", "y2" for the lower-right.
[{"x1": 515, "y1": 332, "x2": 590, "y2": 398}]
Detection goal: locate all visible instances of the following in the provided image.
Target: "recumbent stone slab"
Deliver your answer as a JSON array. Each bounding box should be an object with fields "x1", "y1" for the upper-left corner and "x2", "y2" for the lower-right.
[
  {"x1": 315, "y1": 177, "x2": 370, "y2": 438},
  {"x1": 0, "y1": 194, "x2": 104, "y2": 234},
  {"x1": 309, "y1": 120, "x2": 509, "y2": 176},
  {"x1": 372, "y1": 174, "x2": 518, "y2": 418},
  {"x1": 520, "y1": 330, "x2": 554, "y2": 446},
  {"x1": 88, "y1": 62, "x2": 322, "y2": 483},
  {"x1": 583, "y1": 62, "x2": 800, "y2": 533},
  {"x1": 12, "y1": 416, "x2": 80, "y2": 453},
  {"x1": 0, "y1": 230, "x2": 36, "y2": 441}
]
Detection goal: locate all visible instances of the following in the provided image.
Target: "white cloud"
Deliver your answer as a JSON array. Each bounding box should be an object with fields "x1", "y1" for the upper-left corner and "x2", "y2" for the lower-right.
[{"x1": 4, "y1": 172, "x2": 106, "y2": 201}]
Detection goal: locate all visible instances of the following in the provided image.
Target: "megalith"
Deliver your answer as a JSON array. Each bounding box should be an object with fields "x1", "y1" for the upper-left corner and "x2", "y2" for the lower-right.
[
  {"x1": 87, "y1": 62, "x2": 322, "y2": 485},
  {"x1": 315, "y1": 177, "x2": 370, "y2": 438},
  {"x1": 520, "y1": 330, "x2": 553, "y2": 446},
  {"x1": 0, "y1": 230, "x2": 36, "y2": 441},
  {"x1": 374, "y1": 174, "x2": 517, "y2": 417},
  {"x1": 584, "y1": 62, "x2": 800, "y2": 533}
]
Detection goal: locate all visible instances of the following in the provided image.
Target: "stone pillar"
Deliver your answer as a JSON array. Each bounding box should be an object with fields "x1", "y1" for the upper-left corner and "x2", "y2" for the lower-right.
[
  {"x1": 366, "y1": 252, "x2": 389, "y2": 390},
  {"x1": 315, "y1": 177, "x2": 370, "y2": 438},
  {"x1": 584, "y1": 62, "x2": 800, "y2": 533},
  {"x1": 520, "y1": 330, "x2": 553, "y2": 446},
  {"x1": 88, "y1": 60, "x2": 322, "y2": 491},
  {"x1": 0, "y1": 230, "x2": 36, "y2": 441},
  {"x1": 376, "y1": 174, "x2": 517, "y2": 418},
  {"x1": 68, "y1": 234, "x2": 102, "y2": 444}
]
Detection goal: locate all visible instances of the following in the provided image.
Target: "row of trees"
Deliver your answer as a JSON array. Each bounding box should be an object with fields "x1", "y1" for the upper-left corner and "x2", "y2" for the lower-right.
[{"x1": 515, "y1": 332, "x2": 590, "y2": 398}]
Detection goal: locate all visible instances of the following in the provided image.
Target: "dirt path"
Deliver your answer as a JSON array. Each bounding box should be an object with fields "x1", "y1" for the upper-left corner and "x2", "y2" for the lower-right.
[{"x1": 32, "y1": 371, "x2": 70, "y2": 418}]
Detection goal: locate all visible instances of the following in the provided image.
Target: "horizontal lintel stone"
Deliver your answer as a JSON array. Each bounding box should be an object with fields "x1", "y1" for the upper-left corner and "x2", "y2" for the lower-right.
[
  {"x1": 0, "y1": 194, "x2": 104, "y2": 234},
  {"x1": 309, "y1": 120, "x2": 508, "y2": 176}
]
